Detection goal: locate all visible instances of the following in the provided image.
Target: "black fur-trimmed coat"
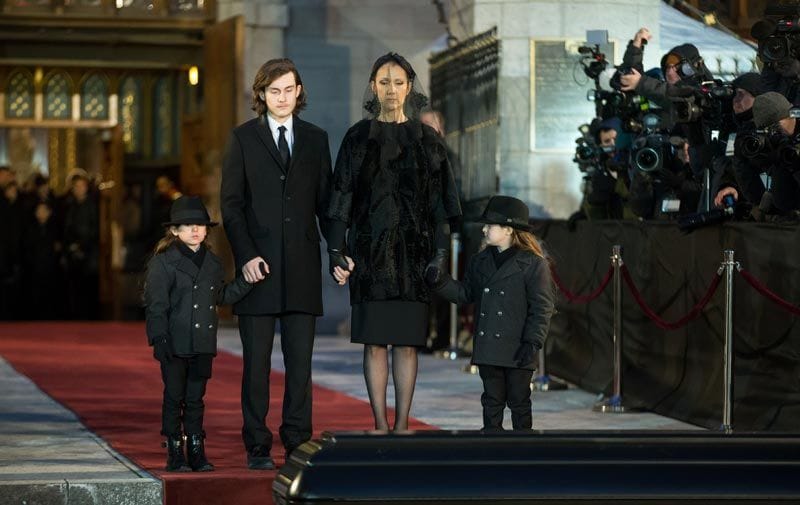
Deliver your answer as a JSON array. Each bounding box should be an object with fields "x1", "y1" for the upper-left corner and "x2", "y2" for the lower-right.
[{"x1": 326, "y1": 119, "x2": 462, "y2": 304}]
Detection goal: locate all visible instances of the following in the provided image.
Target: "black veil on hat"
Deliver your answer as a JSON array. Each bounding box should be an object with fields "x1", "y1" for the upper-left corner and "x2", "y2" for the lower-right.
[{"x1": 362, "y1": 52, "x2": 428, "y2": 121}]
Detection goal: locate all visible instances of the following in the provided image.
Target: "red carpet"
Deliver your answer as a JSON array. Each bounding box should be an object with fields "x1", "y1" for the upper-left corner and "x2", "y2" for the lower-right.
[{"x1": 0, "y1": 322, "x2": 434, "y2": 505}]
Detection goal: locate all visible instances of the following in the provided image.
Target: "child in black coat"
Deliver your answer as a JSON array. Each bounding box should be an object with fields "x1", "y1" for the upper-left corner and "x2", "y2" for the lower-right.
[
  {"x1": 426, "y1": 196, "x2": 555, "y2": 431},
  {"x1": 144, "y1": 196, "x2": 256, "y2": 471}
]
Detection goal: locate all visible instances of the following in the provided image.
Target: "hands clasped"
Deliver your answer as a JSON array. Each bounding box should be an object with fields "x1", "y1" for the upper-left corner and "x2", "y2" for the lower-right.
[{"x1": 329, "y1": 249, "x2": 354, "y2": 286}]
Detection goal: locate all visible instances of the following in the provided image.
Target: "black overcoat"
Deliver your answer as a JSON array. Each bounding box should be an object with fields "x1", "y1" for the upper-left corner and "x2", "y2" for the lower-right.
[
  {"x1": 221, "y1": 116, "x2": 332, "y2": 315},
  {"x1": 326, "y1": 119, "x2": 462, "y2": 304},
  {"x1": 144, "y1": 244, "x2": 252, "y2": 356},
  {"x1": 437, "y1": 248, "x2": 555, "y2": 370}
]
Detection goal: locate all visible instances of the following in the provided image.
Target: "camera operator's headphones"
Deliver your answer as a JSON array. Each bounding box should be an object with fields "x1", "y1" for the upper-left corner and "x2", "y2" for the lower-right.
[{"x1": 664, "y1": 53, "x2": 702, "y2": 79}]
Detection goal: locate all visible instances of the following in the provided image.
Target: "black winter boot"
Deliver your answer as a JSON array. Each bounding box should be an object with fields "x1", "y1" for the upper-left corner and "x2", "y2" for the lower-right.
[
  {"x1": 187, "y1": 432, "x2": 214, "y2": 472},
  {"x1": 164, "y1": 435, "x2": 191, "y2": 472}
]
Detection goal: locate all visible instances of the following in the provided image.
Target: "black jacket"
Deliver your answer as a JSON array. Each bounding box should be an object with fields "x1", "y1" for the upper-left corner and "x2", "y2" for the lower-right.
[
  {"x1": 221, "y1": 115, "x2": 332, "y2": 315},
  {"x1": 144, "y1": 243, "x2": 252, "y2": 356},
  {"x1": 436, "y1": 248, "x2": 555, "y2": 370},
  {"x1": 326, "y1": 119, "x2": 462, "y2": 304}
]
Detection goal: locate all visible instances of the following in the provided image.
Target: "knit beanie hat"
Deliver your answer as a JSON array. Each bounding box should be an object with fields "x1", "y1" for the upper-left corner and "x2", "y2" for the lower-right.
[
  {"x1": 732, "y1": 72, "x2": 764, "y2": 97},
  {"x1": 753, "y1": 92, "x2": 792, "y2": 128}
]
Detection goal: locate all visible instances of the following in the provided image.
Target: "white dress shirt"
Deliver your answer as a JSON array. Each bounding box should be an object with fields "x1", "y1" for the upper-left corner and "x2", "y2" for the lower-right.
[{"x1": 266, "y1": 114, "x2": 294, "y2": 156}]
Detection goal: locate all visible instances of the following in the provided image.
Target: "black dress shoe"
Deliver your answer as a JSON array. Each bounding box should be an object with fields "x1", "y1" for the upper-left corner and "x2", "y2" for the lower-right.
[{"x1": 247, "y1": 445, "x2": 275, "y2": 470}]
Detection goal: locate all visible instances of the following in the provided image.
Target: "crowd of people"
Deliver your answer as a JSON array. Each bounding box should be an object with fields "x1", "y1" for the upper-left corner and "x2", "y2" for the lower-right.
[
  {"x1": 574, "y1": 11, "x2": 800, "y2": 227},
  {"x1": 0, "y1": 167, "x2": 99, "y2": 320}
]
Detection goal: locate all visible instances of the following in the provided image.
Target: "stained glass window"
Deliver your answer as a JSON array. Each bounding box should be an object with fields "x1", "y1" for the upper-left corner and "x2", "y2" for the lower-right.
[
  {"x1": 6, "y1": 71, "x2": 34, "y2": 119},
  {"x1": 44, "y1": 72, "x2": 72, "y2": 120},
  {"x1": 153, "y1": 75, "x2": 175, "y2": 157},
  {"x1": 81, "y1": 73, "x2": 109, "y2": 120},
  {"x1": 119, "y1": 76, "x2": 141, "y2": 154}
]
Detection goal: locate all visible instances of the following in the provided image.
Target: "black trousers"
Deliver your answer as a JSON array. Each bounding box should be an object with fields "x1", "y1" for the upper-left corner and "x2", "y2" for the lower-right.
[
  {"x1": 478, "y1": 365, "x2": 534, "y2": 431},
  {"x1": 239, "y1": 313, "x2": 315, "y2": 453},
  {"x1": 160, "y1": 355, "x2": 212, "y2": 437}
]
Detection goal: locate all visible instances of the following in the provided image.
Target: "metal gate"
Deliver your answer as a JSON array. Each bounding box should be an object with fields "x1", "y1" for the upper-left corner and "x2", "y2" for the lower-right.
[{"x1": 429, "y1": 28, "x2": 499, "y2": 203}]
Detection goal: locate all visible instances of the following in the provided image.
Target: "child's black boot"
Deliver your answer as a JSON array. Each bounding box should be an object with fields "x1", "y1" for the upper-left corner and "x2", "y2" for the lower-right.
[
  {"x1": 164, "y1": 434, "x2": 191, "y2": 472},
  {"x1": 187, "y1": 432, "x2": 214, "y2": 472}
]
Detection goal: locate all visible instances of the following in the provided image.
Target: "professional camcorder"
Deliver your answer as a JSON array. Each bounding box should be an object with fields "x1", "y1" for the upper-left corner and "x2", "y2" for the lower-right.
[
  {"x1": 573, "y1": 123, "x2": 613, "y2": 173},
  {"x1": 737, "y1": 128, "x2": 800, "y2": 171},
  {"x1": 669, "y1": 81, "x2": 735, "y2": 130},
  {"x1": 752, "y1": 4, "x2": 800, "y2": 63}
]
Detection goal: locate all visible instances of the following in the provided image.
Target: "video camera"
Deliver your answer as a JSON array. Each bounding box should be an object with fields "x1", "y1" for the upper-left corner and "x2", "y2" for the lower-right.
[
  {"x1": 628, "y1": 114, "x2": 685, "y2": 174},
  {"x1": 573, "y1": 123, "x2": 612, "y2": 174},
  {"x1": 751, "y1": 4, "x2": 800, "y2": 63},
  {"x1": 669, "y1": 81, "x2": 735, "y2": 130},
  {"x1": 736, "y1": 107, "x2": 800, "y2": 169}
]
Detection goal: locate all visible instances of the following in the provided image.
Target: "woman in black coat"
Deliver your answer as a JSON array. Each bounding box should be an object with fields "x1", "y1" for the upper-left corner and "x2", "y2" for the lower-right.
[
  {"x1": 144, "y1": 196, "x2": 254, "y2": 472},
  {"x1": 326, "y1": 53, "x2": 462, "y2": 430}
]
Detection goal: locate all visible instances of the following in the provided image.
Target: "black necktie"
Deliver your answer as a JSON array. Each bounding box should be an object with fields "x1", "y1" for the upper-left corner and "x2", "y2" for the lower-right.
[{"x1": 277, "y1": 125, "x2": 290, "y2": 171}]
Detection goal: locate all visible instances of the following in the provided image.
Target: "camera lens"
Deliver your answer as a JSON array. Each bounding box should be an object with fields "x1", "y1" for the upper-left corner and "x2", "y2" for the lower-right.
[
  {"x1": 739, "y1": 134, "x2": 766, "y2": 159},
  {"x1": 635, "y1": 147, "x2": 661, "y2": 172},
  {"x1": 761, "y1": 36, "x2": 790, "y2": 62}
]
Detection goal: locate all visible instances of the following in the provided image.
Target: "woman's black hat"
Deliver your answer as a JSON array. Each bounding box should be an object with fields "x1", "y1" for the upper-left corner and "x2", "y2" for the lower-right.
[
  {"x1": 477, "y1": 195, "x2": 532, "y2": 231},
  {"x1": 163, "y1": 195, "x2": 218, "y2": 227}
]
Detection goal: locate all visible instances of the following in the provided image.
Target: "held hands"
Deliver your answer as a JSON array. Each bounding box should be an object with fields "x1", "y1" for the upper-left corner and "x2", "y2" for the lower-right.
[
  {"x1": 513, "y1": 343, "x2": 535, "y2": 368},
  {"x1": 153, "y1": 337, "x2": 173, "y2": 364},
  {"x1": 329, "y1": 249, "x2": 354, "y2": 286},
  {"x1": 424, "y1": 248, "x2": 449, "y2": 290},
  {"x1": 243, "y1": 257, "x2": 269, "y2": 283}
]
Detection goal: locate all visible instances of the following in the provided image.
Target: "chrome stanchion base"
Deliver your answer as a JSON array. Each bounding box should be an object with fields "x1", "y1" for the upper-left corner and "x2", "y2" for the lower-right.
[
  {"x1": 719, "y1": 424, "x2": 733, "y2": 434},
  {"x1": 531, "y1": 374, "x2": 569, "y2": 392},
  {"x1": 463, "y1": 364, "x2": 479, "y2": 374},
  {"x1": 593, "y1": 394, "x2": 626, "y2": 413}
]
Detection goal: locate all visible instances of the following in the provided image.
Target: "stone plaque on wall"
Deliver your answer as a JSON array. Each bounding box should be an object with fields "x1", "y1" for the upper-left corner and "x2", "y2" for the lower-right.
[{"x1": 531, "y1": 40, "x2": 614, "y2": 151}]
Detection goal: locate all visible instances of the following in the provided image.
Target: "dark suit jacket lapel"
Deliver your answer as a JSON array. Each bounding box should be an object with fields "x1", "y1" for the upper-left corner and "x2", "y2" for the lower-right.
[{"x1": 255, "y1": 115, "x2": 284, "y2": 170}]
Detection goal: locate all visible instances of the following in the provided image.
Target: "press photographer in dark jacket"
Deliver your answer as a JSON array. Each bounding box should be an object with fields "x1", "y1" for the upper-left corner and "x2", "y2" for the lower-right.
[
  {"x1": 713, "y1": 73, "x2": 765, "y2": 212},
  {"x1": 745, "y1": 92, "x2": 800, "y2": 220}
]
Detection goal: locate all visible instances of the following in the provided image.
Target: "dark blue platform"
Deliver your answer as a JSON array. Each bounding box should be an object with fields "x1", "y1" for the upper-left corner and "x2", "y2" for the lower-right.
[{"x1": 274, "y1": 430, "x2": 800, "y2": 504}]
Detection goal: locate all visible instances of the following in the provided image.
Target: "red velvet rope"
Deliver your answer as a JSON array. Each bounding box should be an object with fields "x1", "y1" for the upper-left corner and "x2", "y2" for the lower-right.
[
  {"x1": 550, "y1": 264, "x2": 614, "y2": 304},
  {"x1": 620, "y1": 265, "x2": 722, "y2": 330},
  {"x1": 738, "y1": 268, "x2": 800, "y2": 317}
]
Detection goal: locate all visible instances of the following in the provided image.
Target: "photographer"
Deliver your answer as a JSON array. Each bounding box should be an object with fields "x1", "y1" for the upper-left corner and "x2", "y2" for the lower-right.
[
  {"x1": 713, "y1": 73, "x2": 765, "y2": 212},
  {"x1": 745, "y1": 91, "x2": 800, "y2": 220},
  {"x1": 751, "y1": 6, "x2": 800, "y2": 105},
  {"x1": 628, "y1": 132, "x2": 702, "y2": 220},
  {"x1": 582, "y1": 119, "x2": 634, "y2": 220}
]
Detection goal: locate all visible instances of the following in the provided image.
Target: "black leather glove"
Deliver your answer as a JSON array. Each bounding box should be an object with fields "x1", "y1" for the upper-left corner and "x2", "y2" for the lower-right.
[
  {"x1": 328, "y1": 249, "x2": 351, "y2": 280},
  {"x1": 153, "y1": 337, "x2": 173, "y2": 364},
  {"x1": 424, "y1": 248, "x2": 449, "y2": 290},
  {"x1": 513, "y1": 343, "x2": 535, "y2": 368}
]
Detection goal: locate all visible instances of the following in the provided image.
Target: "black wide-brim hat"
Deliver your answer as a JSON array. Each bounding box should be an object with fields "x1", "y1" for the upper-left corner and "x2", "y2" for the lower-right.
[
  {"x1": 162, "y1": 195, "x2": 218, "y2": 227},
  {"x1": 476, "y1": 195, "x2": 533, "y2": 231}
]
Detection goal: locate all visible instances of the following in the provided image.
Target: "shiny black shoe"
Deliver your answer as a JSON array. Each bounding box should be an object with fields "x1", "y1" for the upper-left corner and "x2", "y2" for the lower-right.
[
  {"x1": 164, "y1": 435, "x2": 192, "y2": 472},
  {"x1": 187, "y1": 433, "x2": 215, "y2": 472},
  {"x1": 247, "y1": 445, "x2": 275, "y2": 470}
]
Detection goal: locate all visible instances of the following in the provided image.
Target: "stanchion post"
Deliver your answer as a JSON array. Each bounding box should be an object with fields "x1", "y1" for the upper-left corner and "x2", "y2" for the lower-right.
[
  {"x1": 594, "y1": 245, "x2": 625, "y2": 413},
  {"x1": 721, "y1": 249, "x2": 736, "y2": 432},
  {"x1": 532, "y1": 339, "x2": 568, "y2": 392}
]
